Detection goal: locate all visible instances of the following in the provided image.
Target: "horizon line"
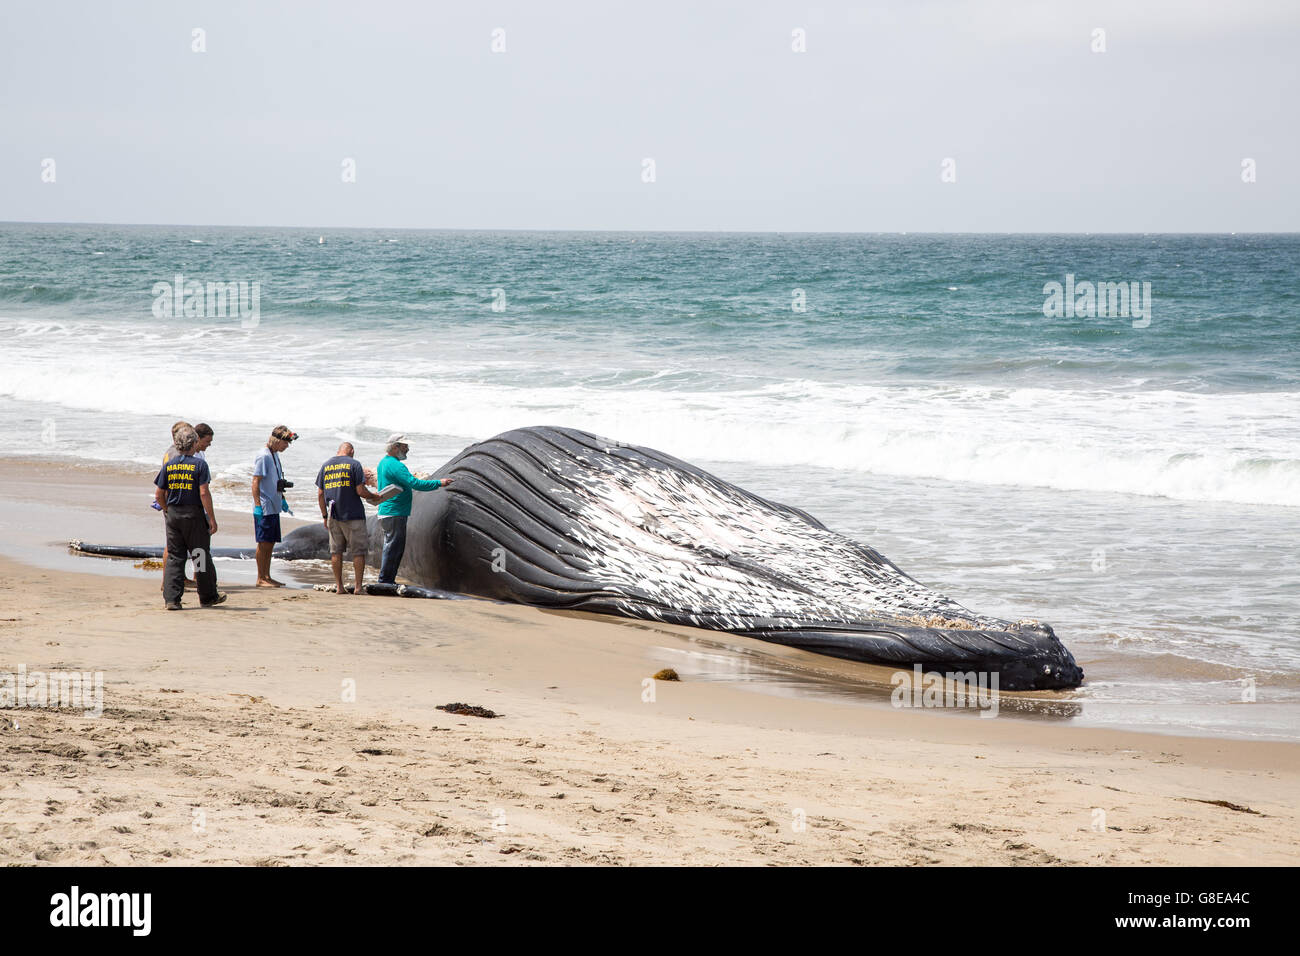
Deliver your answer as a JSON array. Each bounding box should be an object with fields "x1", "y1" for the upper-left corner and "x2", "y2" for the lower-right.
[{"x1": 1, "y1": 219, "x2": 1296, "y2": 237}]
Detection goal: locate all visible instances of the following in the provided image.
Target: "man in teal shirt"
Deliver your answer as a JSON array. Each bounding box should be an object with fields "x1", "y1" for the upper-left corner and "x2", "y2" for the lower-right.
[{"x1": 376, "y1": 433, "x2": 452, "y2": 584}]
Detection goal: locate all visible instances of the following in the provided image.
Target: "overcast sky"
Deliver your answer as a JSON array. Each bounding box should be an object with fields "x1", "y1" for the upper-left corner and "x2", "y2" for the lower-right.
[{"x1": 2, "y1": 0, "x2": 1296, "y2": 232}]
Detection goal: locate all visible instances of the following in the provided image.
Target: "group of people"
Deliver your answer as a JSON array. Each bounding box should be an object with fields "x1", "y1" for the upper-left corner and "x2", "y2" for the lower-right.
[
  {"x1": 153, "y1": 425, "x2": 452, "y2": 609},
  {"x1": 153, "y1": 422, "x2": 223, "y2": 610}
]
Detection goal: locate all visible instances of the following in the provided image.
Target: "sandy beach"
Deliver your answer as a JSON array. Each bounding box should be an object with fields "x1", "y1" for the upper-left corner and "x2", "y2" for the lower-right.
[{"x1": 0, "y1": 458, "x2": 1296, "y2": 866}]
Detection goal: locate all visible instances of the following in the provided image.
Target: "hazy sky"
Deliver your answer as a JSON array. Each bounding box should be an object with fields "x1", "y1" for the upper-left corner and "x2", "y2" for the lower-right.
[{"x1": 2, "y1": 0, "x2": 1296, "y2": 231}]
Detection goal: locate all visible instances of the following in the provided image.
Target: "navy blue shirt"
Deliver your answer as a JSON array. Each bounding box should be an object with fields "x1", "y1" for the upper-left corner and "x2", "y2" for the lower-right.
[
  {"x1": 315, "y1": 455, "x2": 367, "y2": 521},
  {"x1": 155, "y1": 455, "x2": 210, "y2": 509}
]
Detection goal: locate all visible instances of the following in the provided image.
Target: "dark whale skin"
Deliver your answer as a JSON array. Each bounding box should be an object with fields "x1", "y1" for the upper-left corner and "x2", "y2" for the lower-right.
[{"x1": 397, "y1": 426, "x2": 1084, "y2": 691}]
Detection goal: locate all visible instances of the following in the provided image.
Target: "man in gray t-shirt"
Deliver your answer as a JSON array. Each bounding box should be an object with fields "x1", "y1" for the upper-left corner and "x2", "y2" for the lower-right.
[
  {"x1": 252, "y1": 445, "x2": 283, "y2": 513},
  {"x1": 251, "y1": 425, "x2": 296, "y2": 587}
]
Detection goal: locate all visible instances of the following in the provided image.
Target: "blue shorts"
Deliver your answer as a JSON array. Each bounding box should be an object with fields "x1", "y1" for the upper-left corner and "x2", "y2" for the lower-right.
[{"x1": 254, "y1": 513, "x2": 282, "y2": 543}]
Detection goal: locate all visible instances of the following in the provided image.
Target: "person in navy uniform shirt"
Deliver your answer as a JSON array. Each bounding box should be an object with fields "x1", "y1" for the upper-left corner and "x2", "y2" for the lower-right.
[
  {"x1": 157, "y1": 421, "x2": 215, "y2": 586},
  {"x1": 315, "y1": 441, "x2": 384, "y2": 595},
  {"x1": 154, "y1": 424, "x2": 226, "y2": 610}
]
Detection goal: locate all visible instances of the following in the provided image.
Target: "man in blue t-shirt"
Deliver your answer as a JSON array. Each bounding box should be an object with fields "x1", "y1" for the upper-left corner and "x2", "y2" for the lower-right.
[
  {"x1": 154, "y1": 424, "x2": 225, "y2": 610},
  {"x1": 251, "y1": 424, "x2": 296, "y2": 587},
  {"x1": 315, "y1": 441, "x2": 383, "y2": 595}
]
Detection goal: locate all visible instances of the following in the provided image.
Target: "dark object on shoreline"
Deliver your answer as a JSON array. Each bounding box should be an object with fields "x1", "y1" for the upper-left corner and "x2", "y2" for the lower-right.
[
  {"x1": 436, "y1": 703, "x2": 501, "y2": 719},
  {"x1": 70, "y1": 538, "x2": 323, "y2": 561},
  {"x1": 363, "y1": 582, "x2": 463, "y2": 599},
  {"x1": 311, "y1": 582, "x2": 464, "y2": 599},
  {"x1": 652, "y1": 668, "x2": 680, "y2": 681},
  {"x1": 1181, "y1": 797, "x2": 1262, "y2": 815}
]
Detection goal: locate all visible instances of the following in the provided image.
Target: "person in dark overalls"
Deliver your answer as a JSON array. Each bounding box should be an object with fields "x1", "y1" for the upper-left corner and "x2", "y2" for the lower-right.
[{"x1": 154, "y1": 424, "x2": 227, "y2": 610}]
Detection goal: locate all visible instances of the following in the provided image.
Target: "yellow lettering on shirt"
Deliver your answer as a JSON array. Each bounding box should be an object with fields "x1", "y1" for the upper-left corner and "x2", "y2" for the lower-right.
[
  {"x1": 323, "y1": 462, "x2": 356, "y2": 491},
  {"x1": 165, "y1": 461, "x2": 202, "y2": 494}
]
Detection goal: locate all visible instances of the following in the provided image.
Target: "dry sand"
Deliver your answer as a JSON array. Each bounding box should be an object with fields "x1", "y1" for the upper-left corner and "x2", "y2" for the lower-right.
[{"x1": 0, "y1": 458, "x2": 1297, "y2": 866}]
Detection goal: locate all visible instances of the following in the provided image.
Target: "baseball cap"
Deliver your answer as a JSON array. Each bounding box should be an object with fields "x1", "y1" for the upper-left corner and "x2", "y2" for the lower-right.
[{"x1": 386, "y1": 433, "x2": 408, "y2": 445}]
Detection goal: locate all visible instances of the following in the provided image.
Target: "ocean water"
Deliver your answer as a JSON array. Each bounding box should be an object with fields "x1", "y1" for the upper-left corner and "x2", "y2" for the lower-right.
[{"x1": 1, "y1": 223, "x2": 1297, "y2": 739}]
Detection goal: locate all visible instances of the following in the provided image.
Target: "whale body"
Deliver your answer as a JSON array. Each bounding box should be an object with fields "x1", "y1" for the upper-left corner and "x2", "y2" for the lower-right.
[{"x1": 392, "y1": 426, "x2": 1083, "y2": 690}]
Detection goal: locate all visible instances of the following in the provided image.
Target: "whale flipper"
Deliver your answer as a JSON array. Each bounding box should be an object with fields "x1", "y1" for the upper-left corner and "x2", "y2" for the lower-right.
[{"x1": 70, "y1": 530, "x2": 328, "y2": 562}]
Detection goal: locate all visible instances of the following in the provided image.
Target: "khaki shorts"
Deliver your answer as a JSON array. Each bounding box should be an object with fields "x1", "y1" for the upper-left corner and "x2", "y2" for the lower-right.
[{"x1": 328, "y1": 518, "x2": 368, "y2": 559}]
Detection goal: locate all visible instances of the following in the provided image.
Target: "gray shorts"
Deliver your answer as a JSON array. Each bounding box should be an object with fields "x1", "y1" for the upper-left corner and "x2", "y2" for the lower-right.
[{"x1": 328, "y1": 518, "x2": 368, "y2": 559}]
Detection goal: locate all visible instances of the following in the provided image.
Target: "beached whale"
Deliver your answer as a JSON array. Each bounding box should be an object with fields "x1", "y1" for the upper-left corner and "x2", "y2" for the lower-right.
[{"x1": 73, "y1": 425, "x2": 1084, "y2": 689}]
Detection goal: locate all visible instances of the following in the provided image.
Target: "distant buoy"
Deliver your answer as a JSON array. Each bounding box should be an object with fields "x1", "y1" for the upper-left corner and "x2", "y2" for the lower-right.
[{"x1": 318, "y1": 236, "x2": 324, "y2": 244}]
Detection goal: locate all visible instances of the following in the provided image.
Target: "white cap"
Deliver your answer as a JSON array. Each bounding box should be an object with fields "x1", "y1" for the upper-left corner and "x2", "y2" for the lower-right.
[{"x1": 386, "y1": 433, "x2": 408, "y2": 446}]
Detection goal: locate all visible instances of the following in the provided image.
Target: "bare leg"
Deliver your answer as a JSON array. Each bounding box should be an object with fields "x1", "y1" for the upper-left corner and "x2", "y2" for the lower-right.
[
  {"x1": 331, "y1": 553, "x2": 344, "y2": 594},
  {"x1": 352, "y1": 554, "x2": 366, "y2": 594},
  {"x1": 255, "y1": 541, "x2": 282, "y2": 587}
]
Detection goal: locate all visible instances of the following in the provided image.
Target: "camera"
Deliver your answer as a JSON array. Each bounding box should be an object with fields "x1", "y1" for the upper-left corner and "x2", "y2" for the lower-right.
[{"x1": 277, "y1": 479, "x2": 294, "y2": 492}]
